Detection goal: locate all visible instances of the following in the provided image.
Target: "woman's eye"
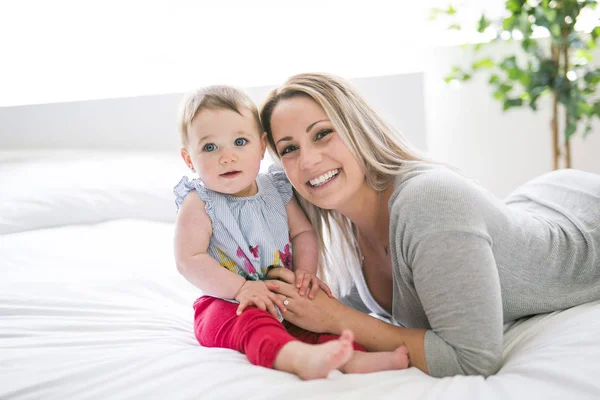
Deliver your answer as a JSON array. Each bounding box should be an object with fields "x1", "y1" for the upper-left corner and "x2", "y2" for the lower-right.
[
  {"x1": 280, "y1": 145, "x2": 298, "y2": 156},
  {"x1": 234, "y1": 138, "x2": 248, "y2": 146},
  {"x1": 203, "y1": 143, "x2": 217, "y2": 152},
  {"x1": 315, "y1": 129, "x2": 333, "y2": 141}
]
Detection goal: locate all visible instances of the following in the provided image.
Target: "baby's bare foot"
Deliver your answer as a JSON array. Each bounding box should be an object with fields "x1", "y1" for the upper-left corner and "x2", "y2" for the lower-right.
[
  {"x1": 279, "y1": 330, "x2": 354, "y2": 380},
  {"x1": 342, "y1": 345, "x2": 410, "y2": 374}
]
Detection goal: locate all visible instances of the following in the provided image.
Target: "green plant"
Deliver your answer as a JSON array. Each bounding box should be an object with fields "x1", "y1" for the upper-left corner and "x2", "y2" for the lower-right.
[{"x1": 433, "y1": 0, "x2": 600, "y2": 169}]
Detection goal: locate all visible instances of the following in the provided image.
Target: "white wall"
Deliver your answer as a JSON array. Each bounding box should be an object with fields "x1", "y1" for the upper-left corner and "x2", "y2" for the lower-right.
[
  {"x1": 425, "y1": 40, "x2": 600, "y2": 197},
  {"x1": 0, "y1": 73, "x2": 427, "y2": 155},
  {"x1": 0, "y1": 1, "x2": 434, "y2": 108},
  {"x1": 3, "y1": 55, "x2": 599, "y2": 200}
]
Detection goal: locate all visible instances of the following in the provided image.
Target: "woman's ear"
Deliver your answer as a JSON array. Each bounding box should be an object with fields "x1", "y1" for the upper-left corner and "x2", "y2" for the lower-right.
[
  {"x1": 180, "y1": 148, "x2": 195, "y2": 172},
  {"x1": 260, "y1": 132, "x2": 268, "y2": 160}
]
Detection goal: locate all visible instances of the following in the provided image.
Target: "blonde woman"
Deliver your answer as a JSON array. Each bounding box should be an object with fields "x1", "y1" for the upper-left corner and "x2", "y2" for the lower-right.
[{"x1": 260, "y1": 72, "x2": 600, "y2": 377}]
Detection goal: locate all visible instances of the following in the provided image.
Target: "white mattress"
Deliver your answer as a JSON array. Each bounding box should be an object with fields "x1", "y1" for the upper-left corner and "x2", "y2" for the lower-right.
[{"x1": 2, "y1": 152, "x2": 600, "y2": 399}]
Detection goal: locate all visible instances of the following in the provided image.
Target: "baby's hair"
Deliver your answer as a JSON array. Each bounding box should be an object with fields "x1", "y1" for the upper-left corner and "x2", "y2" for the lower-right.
[{"x1": 177, "y1": 85, "x2": 262, "y2": 147}]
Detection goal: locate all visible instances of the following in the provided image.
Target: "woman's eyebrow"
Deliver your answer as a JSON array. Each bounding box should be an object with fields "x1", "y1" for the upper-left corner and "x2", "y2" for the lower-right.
[
  {"x1": 276, "y1": 119, "x2": 330, "y2": 145},
  {"x1": 305, "y1": 119, "x2": 329, "y2": 133},
  {"x1": 276, "y1": 136, "x2": 293, "y2": 145}
]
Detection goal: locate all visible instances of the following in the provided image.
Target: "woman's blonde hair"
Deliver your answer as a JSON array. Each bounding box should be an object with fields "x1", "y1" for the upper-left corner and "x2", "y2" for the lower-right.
[
  {"x1": 260, "y1": 73, "x2": 428, "y2": 296},
  {"x1": 177, "y1": 85, "x2": 262, "y2": 147}
]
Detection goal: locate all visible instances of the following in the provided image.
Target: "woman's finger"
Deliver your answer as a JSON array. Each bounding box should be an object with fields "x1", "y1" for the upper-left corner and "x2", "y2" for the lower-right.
[
  {"x1": 265, "y1": 298, "x2": 279, "y2": 319},
  {"x1": 276, "y1": 293, "x2": 287, "y2": 303},
  {"x1": 255, "y1": 299, "x2": 267, "y2": 312},
  {"x1": 264, "y1": 280, "x2": 298, "y2": 297},
  {"x1": 269, "y1": 292, "x2": 287, "y2": 312},
  {"x1": 266, "y1": 267, "x2": 296, "y2": 284}
]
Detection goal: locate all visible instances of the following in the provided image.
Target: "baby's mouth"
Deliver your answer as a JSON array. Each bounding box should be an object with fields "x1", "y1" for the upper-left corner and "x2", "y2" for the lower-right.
[{"x1": 221, "y1": 171, "x2": 241, "y2": 178}]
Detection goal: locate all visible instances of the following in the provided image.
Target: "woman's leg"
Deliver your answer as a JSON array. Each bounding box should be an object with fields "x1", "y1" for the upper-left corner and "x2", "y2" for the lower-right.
[
  {"x1": 340, "y1": 347, "x2": 410, "y2": 373},
  {"x1": 283, "y1": 321, "x2": 365, "y2": 350},
  {"x1": 283, "y1": 321, "x2": 409, "y2": 374}
]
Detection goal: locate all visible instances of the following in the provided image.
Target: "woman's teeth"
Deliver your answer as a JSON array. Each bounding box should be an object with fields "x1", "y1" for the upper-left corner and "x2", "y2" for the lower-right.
[{"x1": 309, "y1": 169, "x2": 339, "y2": 187}]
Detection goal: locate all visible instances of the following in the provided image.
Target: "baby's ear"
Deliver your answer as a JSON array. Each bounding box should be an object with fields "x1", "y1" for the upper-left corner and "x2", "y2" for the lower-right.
[{"x1": 180, "y1": 147, "x2": 194, "y2": 170}]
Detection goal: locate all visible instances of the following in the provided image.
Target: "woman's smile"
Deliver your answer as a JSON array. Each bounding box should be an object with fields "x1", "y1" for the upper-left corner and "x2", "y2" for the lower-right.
[{"x1": 307, "y1": 168, "x2": 340, "y2": 189}]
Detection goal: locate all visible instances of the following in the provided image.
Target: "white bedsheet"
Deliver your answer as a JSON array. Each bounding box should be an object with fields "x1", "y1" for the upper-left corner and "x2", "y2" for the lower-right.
[{"x1": 2, "y1": 219, "x2": 600, "y2": 400}]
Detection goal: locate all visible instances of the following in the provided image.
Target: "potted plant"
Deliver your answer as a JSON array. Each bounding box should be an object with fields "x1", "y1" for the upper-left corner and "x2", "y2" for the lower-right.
[{"x1": 433, "y1": 0, "x2": 600, "y2": 169}]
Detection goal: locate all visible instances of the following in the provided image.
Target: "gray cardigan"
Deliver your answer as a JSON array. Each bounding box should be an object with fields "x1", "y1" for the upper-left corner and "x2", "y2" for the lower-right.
[{"x1": 349, "y1": 164, "x2": 600, "y2": 377}]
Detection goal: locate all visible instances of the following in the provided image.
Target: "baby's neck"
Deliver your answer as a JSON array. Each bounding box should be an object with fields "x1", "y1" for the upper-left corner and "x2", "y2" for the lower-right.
[{"x1": 222, "y1": 179, "x2": 259, "y2": 198}]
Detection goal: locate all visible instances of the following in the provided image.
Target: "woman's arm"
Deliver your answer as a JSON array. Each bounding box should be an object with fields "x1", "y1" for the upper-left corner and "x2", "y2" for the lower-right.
[
  {"x1": 265, "y1": 268, "x2": 429, "y2": 374},
  {"x1": 391, "y1": 170, "x2": 504, "y2": 377},
  {"x1": 407, "y1": 231, "x2": 503, "y2": 377},
  {"x1": 174, "y1": 192, "x2": 245, "y2": 298}
]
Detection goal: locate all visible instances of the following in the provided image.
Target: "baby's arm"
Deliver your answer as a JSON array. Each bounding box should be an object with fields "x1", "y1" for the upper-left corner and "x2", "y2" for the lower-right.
[
  {"x1": 286, "y1": 196, "x2": 332, "y2": 298},
  {"x1": 174, "y1": 191, "x2": 245, "y2": 299}
]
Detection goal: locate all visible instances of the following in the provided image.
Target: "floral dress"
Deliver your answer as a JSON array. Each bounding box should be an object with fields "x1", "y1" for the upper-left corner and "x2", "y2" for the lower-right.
[{"x1": 174, "y1": 165, "x2": 294, "y2": 286}]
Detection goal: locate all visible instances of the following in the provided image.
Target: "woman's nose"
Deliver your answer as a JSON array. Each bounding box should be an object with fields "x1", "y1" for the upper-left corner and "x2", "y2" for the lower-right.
[{"x1": 299, "y1": 148, "x2": 322, "y2": 170}]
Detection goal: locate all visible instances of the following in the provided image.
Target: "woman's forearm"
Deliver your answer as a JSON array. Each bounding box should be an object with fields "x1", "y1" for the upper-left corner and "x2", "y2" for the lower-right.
[
  {"x1": 176, "y1": 254, "x2": 245, "y2": 299},
  {"x1": 336, "y1": 306, "x2": 429, "y2": 373}
]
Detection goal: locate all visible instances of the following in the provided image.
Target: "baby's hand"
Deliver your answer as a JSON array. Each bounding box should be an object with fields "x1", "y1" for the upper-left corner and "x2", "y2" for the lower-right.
[
  {"x1": 235, "y1": 280, "x2": 286, "y2": 318},
  {"x1": 294, "y1": 269, "x2": 334, "y2": 299}
]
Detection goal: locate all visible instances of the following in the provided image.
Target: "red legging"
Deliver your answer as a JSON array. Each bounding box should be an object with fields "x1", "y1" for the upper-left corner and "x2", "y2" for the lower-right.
[{"x1": 193, "y1": 296, "x2": 365, "y2": 368}]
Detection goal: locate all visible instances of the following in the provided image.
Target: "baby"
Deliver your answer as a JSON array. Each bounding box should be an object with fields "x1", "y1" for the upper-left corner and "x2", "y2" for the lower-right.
[{"x1": 173, "y1": 85, "x2": 409, "y2": 379}]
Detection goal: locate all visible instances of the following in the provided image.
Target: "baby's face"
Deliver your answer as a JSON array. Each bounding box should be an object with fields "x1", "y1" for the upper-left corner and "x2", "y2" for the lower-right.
[{"x1": 185, "y1": 107, "x2": 266, "y2": 197}]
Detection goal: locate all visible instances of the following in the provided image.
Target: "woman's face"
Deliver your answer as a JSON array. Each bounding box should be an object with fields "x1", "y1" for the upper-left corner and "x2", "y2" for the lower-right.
[{"x1": 269, "y1": 96, "x2": 366, "y2": 210}]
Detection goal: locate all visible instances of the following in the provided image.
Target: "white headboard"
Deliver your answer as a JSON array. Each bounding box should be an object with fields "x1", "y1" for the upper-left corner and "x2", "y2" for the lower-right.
[{"x1": 0, "y1": 73, "x2": 426, "y2": 153}]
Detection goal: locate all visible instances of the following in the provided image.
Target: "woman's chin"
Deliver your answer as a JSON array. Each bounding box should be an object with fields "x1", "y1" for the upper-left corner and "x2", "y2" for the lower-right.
[{"x1": 306, "y1": 195, "x2": 339, "y2": 211}]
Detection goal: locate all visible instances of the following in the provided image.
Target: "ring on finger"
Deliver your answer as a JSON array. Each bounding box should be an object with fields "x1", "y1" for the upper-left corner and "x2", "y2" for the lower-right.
[{"x1": 283, "y1": 297, "x2": 290, "y2": 306}]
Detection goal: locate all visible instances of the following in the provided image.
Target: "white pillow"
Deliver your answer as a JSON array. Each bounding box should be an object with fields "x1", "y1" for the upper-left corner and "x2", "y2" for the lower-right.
[{"x1": 0, "y1": 150, "x2": 191, "y2": 234}]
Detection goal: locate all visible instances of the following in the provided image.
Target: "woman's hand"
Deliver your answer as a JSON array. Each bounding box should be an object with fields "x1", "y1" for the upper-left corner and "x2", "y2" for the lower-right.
[
  {"x1": 266, "y1": 268, "x2": 428, "y2": 374},
  {"x1": 234, "y1": 280, "x2": 287, "y2": 319},
  {"x1": 266, "y1": 266, "x2": 296, "y2": 284},
  {"x1": 266, "y1": 268, "x2": 346, "y2": 334},
  {"x1": 293, "y1": 269, "x2": 334, "y2": 299}
]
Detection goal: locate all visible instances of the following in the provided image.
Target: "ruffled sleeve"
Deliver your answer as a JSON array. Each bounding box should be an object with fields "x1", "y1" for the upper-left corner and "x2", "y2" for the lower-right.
[
  {"x1": 173, "y1": 176, "x2": 215, "y2": 220},
  {"x1": 267, "y1": 164, "x2": 293, "y2": 204}
]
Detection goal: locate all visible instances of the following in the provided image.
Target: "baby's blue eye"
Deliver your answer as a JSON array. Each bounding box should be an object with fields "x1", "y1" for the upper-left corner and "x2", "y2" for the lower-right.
[
  {"x1": 203, "y1": 143, "x2": 216, "y2": 152},
  {"x1": 234, "y1": 138, "x2": 248, "y2": 146}
]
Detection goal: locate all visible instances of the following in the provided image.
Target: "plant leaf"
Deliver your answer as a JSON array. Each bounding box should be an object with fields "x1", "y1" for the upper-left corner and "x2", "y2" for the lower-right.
[
  {"x1": 473, "y1": 58, "x2": 495, "y2": 70},
  {"x1": 503, "y1": 97, "x2": 523, "y2": 110},
  {"x1": 477, "y1": 14, "x2": 491, "y2": 33}
]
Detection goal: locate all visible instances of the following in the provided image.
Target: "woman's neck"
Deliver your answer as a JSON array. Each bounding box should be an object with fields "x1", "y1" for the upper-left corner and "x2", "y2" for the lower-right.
[{"x1": 339, "y1": 183, "x2": 394, "y2": 242}]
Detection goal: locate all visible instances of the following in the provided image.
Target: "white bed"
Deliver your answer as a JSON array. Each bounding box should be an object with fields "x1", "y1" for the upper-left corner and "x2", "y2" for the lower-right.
[{"x1": 2, "y1": 151, "x2": 600, "y2": 400}]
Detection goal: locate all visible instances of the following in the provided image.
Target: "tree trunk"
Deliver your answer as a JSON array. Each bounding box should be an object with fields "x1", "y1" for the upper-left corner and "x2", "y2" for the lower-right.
[
  {"x1": 562, "y1": 34, "x2": 572, "y2": 169},
  {"x1": 552, "y1": 93, "x2": 560, "y2": 170},
  {"x1": 551, "y1": 45, "x2": 560, "y2": 170},
  {"x1": 565, "y1": 133, "x2": 572, "y2": 168}
]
